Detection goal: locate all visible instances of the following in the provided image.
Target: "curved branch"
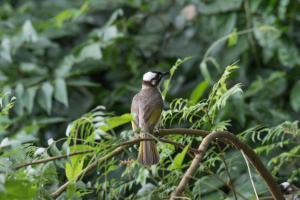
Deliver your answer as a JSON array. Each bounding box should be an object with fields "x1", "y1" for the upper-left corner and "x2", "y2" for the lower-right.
[
  {"x1": 170, "y1": 131, "x2": 284, "y2": 200},
  {"x1": 49, "y1": 128, "x2": 283, "y2": 199}
]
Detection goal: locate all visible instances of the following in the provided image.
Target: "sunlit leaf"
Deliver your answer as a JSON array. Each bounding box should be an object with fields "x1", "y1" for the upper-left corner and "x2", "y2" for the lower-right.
[
  {"x1": 189, "y1": 80, "x2": 209, "y2": 104},
  {"x1": 65, "y1": 156, "x2": 84, "y2": 181},
  {"x1": 200, "y1": 61, "x2": 211, "y2": 82},
  {"x1": 54, "y1": 78, "x2": 68, "y2": 107},
  {"x1": 0, "y1": 37, "x2": 12, "y2": 63},
  {"x1": 22, "y1": 20, "x2": 38, "y2": 43},
  {"x1": 76, "y1": 43, "x2": 102, "y2": 62},
  {"x1": 38, "y1": 82, "x2": 54, "y2": 114},
  {"x1": 168, "y1": 144, "x2": 190, "y2": 170},
  {"x1": 99, "y1": 113, "x2": 133, "y2": 132},
  {"x1": 14, "y1": 83, "x2": 24, "y2": 116},
  {"x1": 23, "y1": 87, "x2": 37, "y2": 113},
  {"x1": 227, "y1": 28, "x2": 238, "y2": 47},
  {"x1": 0, "y1": 178, "x2": 37, "y2": 200}
]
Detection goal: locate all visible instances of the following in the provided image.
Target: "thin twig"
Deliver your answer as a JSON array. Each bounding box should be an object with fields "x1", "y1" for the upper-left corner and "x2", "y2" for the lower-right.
[
  {"x1": 216, "y1": 143, "x2": 238, "y2": 200},
  {"x1": 241, "y1": 150, "x2": 259, "y2": 200},
  {"x1": 51, "y1": 138, "x2": 144, "y2": 198},
  {"x1": 14, "y1": 150, "x2": 93, "y2": 170}
]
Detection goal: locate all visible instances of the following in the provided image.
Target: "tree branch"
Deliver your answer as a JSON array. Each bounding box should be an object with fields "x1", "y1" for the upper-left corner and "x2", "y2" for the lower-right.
[
  {"x1": 46, "y1": 128, "x2": 283, "y2": 199},
  {"x1": 50, "y1": 137, "x2": 199, "y2": 198},
  {"x1": 15, "y1": 137, "x2": 198, "y2": 171},
  {"x1": 169, "y1": 131, "x2": 284, "y2": 200},
  {"x1": 51, "y1": 138, "x2": 146, "y2": 198},
  {"x1": 14, "y1": 150, "x2": 93, "y2": 170},
  {"x1": 158, "y1": 128, "x2": 209, "y2": 137}
]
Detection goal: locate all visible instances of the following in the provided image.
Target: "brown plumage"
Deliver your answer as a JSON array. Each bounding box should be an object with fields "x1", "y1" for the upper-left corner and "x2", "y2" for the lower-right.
[{"x1": 131, "y1": 86, "x2": 163, "y2": 166}]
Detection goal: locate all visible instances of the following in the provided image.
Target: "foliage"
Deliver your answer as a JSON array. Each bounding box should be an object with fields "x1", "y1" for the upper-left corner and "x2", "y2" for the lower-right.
[{"x1": 0, "y1": 0, "x2": 300, "y2": 199}]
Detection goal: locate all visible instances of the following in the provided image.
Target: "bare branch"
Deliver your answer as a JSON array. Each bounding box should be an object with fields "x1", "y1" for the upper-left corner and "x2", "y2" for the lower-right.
[
  {"x1": 170, "y1": 131, "x2": 284, "y2": 200},
  {"x1": 14, "y1": 150, "x2": 93, "y2": 170},
  {"x1": 158, "y1": 128, "x2": 209, "y2": 137}
]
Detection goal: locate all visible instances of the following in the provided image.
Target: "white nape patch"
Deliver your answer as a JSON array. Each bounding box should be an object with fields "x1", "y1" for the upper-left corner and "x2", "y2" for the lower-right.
[{"x1": 143, "y1": 72, "x2": 156, "y2": 81}]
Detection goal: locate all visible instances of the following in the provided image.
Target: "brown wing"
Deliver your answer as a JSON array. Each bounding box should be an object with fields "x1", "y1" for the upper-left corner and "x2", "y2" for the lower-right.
[
  {"x1": 138, "y1": 88, "x2": 163, "y2": 132},
  {"x1": 131, "y1": 93, "x2": 140, "y2": 131}
]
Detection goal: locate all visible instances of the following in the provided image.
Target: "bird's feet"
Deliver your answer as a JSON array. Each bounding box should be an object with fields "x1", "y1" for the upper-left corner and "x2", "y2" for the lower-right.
[{"x1": 120, "y1": 159, "x2": 135, "y2": 166}]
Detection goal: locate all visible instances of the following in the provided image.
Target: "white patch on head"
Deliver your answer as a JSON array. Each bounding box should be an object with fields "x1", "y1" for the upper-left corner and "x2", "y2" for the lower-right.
[
  {"x1": 281, "y1": 182, "x2": 290, "y2": 189},
  {"x1": 143, "y1": 72, "x2": 156, "y2": 81}
]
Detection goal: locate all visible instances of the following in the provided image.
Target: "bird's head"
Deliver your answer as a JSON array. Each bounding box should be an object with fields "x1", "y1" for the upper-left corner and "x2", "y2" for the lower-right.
[{"x1": 142, "y1": 71, "x2": 170, "y2": 88}]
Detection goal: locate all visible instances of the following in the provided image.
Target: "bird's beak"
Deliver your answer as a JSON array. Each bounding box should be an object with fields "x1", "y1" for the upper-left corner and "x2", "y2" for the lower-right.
[{"x1": 162, "y1": 71, "x2": 170, "y2": 78}]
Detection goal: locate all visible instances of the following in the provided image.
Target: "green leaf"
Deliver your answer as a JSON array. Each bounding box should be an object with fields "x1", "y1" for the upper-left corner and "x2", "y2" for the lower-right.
[
  {"x1": 227, "y1": 28, "x2": 238, "y2": 47},
  {"x1": 14, "y1": 83, "x2": 24, "y2": 116},
  {"x1": 0, "y1": 179, "x2": 37, "y2": 200},
  {"x1": 0, "y1": 37, "x2": 12, "y2": 63},
  {"x1": 200, "y1": 61, "x2": 211, "y2": 82},
  {"x1": 55, "y1": 55, "x2": 75, "y2": 78},
  {"x1": 76, "y1": 43, "x2": 102, "y2": 62},
  {"x1": 168, "y1": 144, "x2": 190, "y2": 170},
  {"x1": 100, "y1": 113, "x2": 133, "y2": 132},
  {"x1": 102, "y1": 26, "x2": 120, "y2": 42},
  {"x1": 22, "y1": 20, "x2": 38, "y2": 43},
  {"x1": 290, "y1": 81, "x2": 300, "y2": 112},
  {"x1": 23, "y1": 87, "x2": 37, "y2": 113},
  {"x1": 189, "y1": 80, "x2": 209, "y2": 104},
  {"x1": 278, "y1": 42, "x2": 300, "y2": 68},
  {"x1": 54, "y1": 78, "x2": 68, "y2": 106},
  {"x1": 38, "y1": 82, "x2": 54, "y2": 114},
  {"x1": 198, "y1": 0, "x2": 243, "y2": 14},
  {"x1": 65, "y1": 145, "x2": 92, "y2": 181},
  {"x1": 65, "y1": 156, "x2": 84, "y2": 181}
]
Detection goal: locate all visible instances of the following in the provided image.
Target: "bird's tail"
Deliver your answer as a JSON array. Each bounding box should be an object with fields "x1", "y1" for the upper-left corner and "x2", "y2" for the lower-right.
[{"x1": 138, "y1": 132, "x2": 159, "y2": 166}]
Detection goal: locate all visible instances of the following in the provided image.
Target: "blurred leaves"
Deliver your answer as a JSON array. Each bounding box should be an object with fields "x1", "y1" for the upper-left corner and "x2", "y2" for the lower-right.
[
  {"x1": 290, "y1": 81, "x2": 300, "y2": 112},
  {"x1": 54, "y1": 79, "x2": 68, "y2": 107},
  {"x1": 38, "y1": 82, "x2": 54, "y2": 115}
]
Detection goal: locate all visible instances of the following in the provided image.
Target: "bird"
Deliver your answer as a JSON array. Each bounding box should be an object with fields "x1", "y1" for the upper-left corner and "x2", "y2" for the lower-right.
[
  {"x1": 280, "y1": 182, "x2": 300, "y2": 200},
  {"x1": 131, "y1": 71, "x2": 170, "y2": 166}
]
